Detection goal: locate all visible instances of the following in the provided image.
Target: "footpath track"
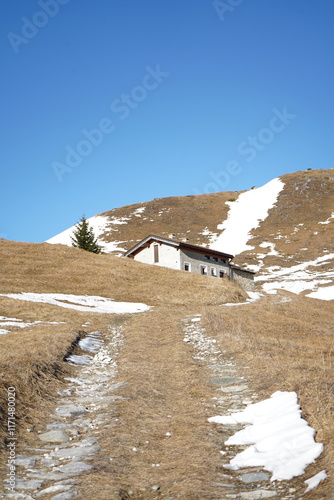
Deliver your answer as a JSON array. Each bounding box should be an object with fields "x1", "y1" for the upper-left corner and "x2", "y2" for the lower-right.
[
  {"x1": 2, "y1": 308, "x2": 297, "y2": 499},
  {"x1": 78, "y1": 307, "x2": 295, "y2": 498},
  {"x1": 94, "y1": 307, "x2": 222, "y2": 499}
]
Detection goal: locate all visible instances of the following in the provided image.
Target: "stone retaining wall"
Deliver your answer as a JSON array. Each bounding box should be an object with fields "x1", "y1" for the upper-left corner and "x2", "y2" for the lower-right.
[{"x1": 232, "y1": 268, "x2": 255, "y2": 291}]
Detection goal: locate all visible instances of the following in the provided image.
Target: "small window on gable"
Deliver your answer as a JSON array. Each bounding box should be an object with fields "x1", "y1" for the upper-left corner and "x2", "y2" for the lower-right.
[
  {"x1": 184, "y1": 262, "x2": 191, "y2": 272},
  {"x1": 211, "y1": 267, "x2": 217, "y2": 277},
  {"x1": 154, "y1": 244, "x2": 159, "y2": 263}
]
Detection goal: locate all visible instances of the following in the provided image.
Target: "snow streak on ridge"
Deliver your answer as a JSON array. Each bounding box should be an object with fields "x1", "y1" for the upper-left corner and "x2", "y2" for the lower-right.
[
  {"x1": 46, "y1": 215, "x2": 126, "y2": 253},
  {"x1": 210, "y1": 178, "x2": 285, "y2": 256}
]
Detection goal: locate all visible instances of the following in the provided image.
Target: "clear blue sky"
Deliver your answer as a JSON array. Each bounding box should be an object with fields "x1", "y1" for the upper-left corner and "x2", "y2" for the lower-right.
[{"x1": 1, "y1": 0, "x2": 333, "y2": 242}]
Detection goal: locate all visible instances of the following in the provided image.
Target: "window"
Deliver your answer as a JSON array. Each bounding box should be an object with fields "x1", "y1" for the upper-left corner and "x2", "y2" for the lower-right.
[
  {"x1": 205, "y1": 255, "x2": 211, "y2": 261},
  {"x1": 184, "y1": 262, "x2": 191, "y2": 272},
  {"x1": 213, "y1": 257, "x2": 218, "y2": 262},
  {"x1": 200, "y1": 265, "x2": 208, "y2": 275},
  {"x1": 211, "y1": 267, "x2": 217, "y2": 277},
  {"x1": 154, "y1": 244, "x2": 159, "y2": 263},
  {"x1": 219, "y1": 270, "x2": 225, "y2": 278}
]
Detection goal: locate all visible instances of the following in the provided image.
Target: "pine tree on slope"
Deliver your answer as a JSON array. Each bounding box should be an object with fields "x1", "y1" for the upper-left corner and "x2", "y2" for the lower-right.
[{"x1": 70, "y1": 215, "x2": 101, "y2": 253}]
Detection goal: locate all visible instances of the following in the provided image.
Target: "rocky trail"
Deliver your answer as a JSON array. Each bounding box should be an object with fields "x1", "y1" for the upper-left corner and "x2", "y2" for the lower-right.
[{"x1": 1, "y1": 309, "x2": 303, "y2": 499}]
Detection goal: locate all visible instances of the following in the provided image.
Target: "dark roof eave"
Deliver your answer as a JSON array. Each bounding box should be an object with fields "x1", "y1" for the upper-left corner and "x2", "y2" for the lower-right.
[
  {"x1": 125, "y1": 234, "x2": 234, "y2": 260},
  {"x1": 178, "y1": 241, "x2": 234, "y2": 259},
  {"x1": 230, "y1": 264, "x2": 256, "y2": 275}
]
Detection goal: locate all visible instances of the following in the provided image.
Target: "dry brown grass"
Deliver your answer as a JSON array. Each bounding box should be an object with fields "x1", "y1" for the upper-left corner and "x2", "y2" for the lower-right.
[
  {"x1": 235, "y1": 169, "x2": 334, "y2": 268},
  {"x1": 0, "y1": 239, "x2": 246, "y2": 307},
  {"x1": 85, "y1": 169, "x2": 334, "y2": 274},
  {"x1": 202, "y1": 292, "x2": 334, "y2": 498},
  {"x1": 97, "y1": 189, "x2": 243, "y2": 251},
  {"x1": 0, "y1": 323, "x2": 79, "y2": 455},
  {"x1": 0, "y1": 238, "x2": 245, "y2": 467},
  {"x1": 78, "y1": 307, "x2": 223, "y2": 499},
  {"x1": 1, "y1": 179, "x2": 333, "y2": 497}
]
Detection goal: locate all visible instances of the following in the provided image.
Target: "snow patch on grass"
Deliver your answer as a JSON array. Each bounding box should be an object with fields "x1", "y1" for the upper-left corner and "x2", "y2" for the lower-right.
[
  {"x1": 46, "y1": 214, "x2": 128, "y2": 253},
  {"x1": 200, "y1": 227, "x2": 218, "y2": 244},
  {"x1": 209, "y1": 391, "x2": 323, "y2": 482},
  {"x1": 210, "y1": 178, "x2": 284, "y2": 256},
  {"x1": 222, "y1": 291, "x2": 262, "y2": 307},
  {"x1": 304, "y1": 470, "x2": 327, "y2": 493},
  {"x1": 79, "y1": 335, "x2": 104, "y2": 353},
  {"x1": 307, "y1": 285, "x2": 334, "y2": 301},
  {"x1": 318, "y1": 212, "x2": 334, "y2": 225},
  {"x1": 0, "y1": 315, "x2": 66, "y2": 335},
  {"x1": 0, "y1": 293, "x2": 151, "y2": 314},
  {"x1": 257, "y1": 253, "x2": 334, "y2": 298}
]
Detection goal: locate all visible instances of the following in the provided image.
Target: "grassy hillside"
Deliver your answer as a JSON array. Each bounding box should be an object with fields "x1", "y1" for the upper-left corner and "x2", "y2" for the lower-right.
[
  {"x1": 95, "y1": 189, "x2": 242, "y2": 251},
  {"x1": 203, "y1": 293, "x2": 334, "y2": 492},
  {"x1": 86, "y1": 169, "x2": 334, "y2": 269},
  {"x1": 47, "y1": 168, "x2": 334, "y2": 298},
  {"x1": 0, "y1": 239, "x2": 245, "y2": 307},
  {"x1": 0, "y1": 239, "x2": 245, "y2": 456},
  {"x1": 235, "y1": 169, "x2": 334, "y2": 269},
  {"x1": 1, "y1": 169, "x2": 333, "y2": 497}
]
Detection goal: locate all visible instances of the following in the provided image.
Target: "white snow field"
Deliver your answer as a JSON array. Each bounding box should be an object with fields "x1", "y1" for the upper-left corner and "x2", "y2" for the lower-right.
[
  {"x1": 46, "y1": 209, "x2": 147, "y2": 254},
  {"x1": 0, "y1": 293, "x2": 151, "y2": 314},
  {"x1": 210, "y1": 178, "x2": 285, "y2": 256},
  {"x1": 46, "y1": 214, "x2": 127, "y2": 253},
  {"x1": 256, "y1": 253, "x2": 334, "y2": 297},
  {"x1": 208, "y1": 391, "x2": 324, "y2": 482}
]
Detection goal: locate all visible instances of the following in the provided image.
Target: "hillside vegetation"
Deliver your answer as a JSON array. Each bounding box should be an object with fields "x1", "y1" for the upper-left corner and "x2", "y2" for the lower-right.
[
  {"x1": 235, "y1": 169, "x2": 334, "y2": 269},
  {"x1": 1, "y1": 168, "x2": 333, "y2": 497},
  {"x1": 0, "y1": 239, "x2": 245, "y2": 307},
  {"x1": 0, "y1": 239, "x2": 245, "y2": 459},
  {"x1": 48, "y1": 169, "x2": 334, "y2": 299},
  {"x1": 81, "y1": 169, "x2": 334, "y2": 268}
]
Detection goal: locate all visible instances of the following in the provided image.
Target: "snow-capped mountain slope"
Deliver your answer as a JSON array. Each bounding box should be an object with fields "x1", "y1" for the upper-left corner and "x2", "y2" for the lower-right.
[
  {"x1": 209, "y1": 177, "x2": 285, "y2": 255},
  {"x1": 47, "y1": 169, "x2": 334, "y2": 299},
  {"x1": 47, "y1": 215, "x2": 127, "y2": 254}
]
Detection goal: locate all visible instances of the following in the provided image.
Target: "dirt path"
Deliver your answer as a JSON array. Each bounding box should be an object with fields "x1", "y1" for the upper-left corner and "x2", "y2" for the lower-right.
[
  {"x1": 83, "y1": 307, "x2": 221, "y2": 499},
  {"x1": 1, "y1": 308, "x2": 297, "y2": 499}
]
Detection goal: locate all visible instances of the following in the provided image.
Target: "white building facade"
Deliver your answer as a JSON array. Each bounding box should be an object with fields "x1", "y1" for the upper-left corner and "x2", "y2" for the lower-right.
[{"x1": 125, "y1": 234, "x2": 255, "y2": 289}]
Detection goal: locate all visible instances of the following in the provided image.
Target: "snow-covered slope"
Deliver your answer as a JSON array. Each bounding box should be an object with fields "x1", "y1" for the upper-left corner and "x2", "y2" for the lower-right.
[
  {"x1": 46, "y1": 215, "x2": 127, "y2": 254},
  {"x1": 209, "y1": 178, "x2": 284, "y2": 255},
  {"x1": 257, "y1": 253, "x2": 334, "y2": 299},
  {"x1": 46, "y1": 207, "x2": 149, "y2": 253},
  {"x1": 46, "y1": 169, "x2": 334, "y2": 301}
]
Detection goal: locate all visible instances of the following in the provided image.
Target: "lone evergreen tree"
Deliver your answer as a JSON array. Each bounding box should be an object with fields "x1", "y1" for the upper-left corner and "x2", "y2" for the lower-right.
[{"x1": 71, "y1": 215, "x2": 101, "y2": 253}]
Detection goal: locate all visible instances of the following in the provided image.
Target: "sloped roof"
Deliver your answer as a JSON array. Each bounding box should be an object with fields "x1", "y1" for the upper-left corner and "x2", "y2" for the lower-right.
[{"x1": 124, "y1": 234, "x2": 234, "y2": 260}]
